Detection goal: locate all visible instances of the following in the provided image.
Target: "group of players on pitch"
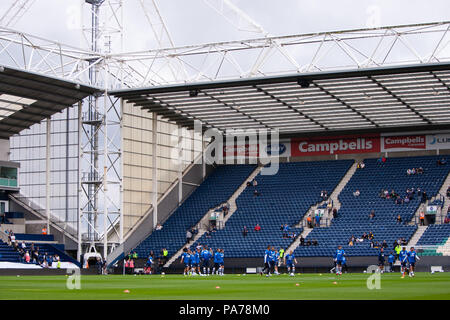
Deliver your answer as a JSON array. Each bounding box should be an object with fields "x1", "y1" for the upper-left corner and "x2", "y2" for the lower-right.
[
  {"x1": 144, "y1": 244, "x2": 419, "y2": 277},
  {"x1": 334, "y1": 245, "x2": 420, "y2": 277},
  {"x1": 180, "y1": 246, "x2": 225, "y2": 276},
  {"x1": 378, "y1": 246, "x2": 420, "y2": 278}
]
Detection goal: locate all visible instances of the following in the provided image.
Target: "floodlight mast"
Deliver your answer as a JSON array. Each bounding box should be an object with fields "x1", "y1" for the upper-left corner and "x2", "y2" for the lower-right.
[{"x1": 78, "y1": 0, "x2": 123, "y2": 263}]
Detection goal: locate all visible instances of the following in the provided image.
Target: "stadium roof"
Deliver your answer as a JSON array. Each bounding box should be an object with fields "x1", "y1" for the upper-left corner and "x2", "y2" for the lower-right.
[
  {"x1": 0, "y1": 65, "x2": 98, "y2": 139},
  {"x1": 112, "y1": 62, "x2": 450, "y2": 137}
]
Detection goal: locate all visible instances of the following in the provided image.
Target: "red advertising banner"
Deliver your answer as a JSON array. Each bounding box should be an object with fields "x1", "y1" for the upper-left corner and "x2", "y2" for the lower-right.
[
  {"x1": 382, "y1": 135, "x2": 426, "y2": 150},
  {"x1": 291, "y1": 134, "x2": 381, "y2": 156},
  {"x1": 223, "y1": 144, "x2": 259, "y2": 157}
]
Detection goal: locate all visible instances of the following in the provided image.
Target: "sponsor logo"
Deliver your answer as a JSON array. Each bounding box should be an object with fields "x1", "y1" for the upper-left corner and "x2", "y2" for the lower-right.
[
  {"x1": 265, "y1": 143, "x2": 286, "y2": 156},
  {"x1": 292, "y1": 135, "x2": 380, "y2": 156},
  {"x1": 223, "y1": 144, "x2": 258, "y2": 157},
  {"x1": 428, "y1": 135, "x2": 450, "y2": 145},
  {"x1": 383, "y1": 135, "x2": 425, "y2": 149}
]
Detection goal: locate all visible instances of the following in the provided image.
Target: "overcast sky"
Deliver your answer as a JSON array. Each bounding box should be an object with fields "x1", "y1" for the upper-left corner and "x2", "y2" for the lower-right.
[{"x1": 2, "y1": 0, "x2": 449, "y2": 52}]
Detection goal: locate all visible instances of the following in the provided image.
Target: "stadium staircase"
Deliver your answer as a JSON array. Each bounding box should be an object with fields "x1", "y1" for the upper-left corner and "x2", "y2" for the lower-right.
[
  {"x1": 436, "y1": 236, "x2": 450, "y2": 256},
  {"x1": 407, "y1": 225, "x2": 428, "y2": 247},
  {"x1": 410, "y1": 171, "x2": 450, "y2": 225},
  {"x1": 417, "y1": 224, "x2": 450, "y2": 256},
  {"x1": 286, "y1": 161, "x2": 358, "y2": 254},
  {"x1": 164, "y1": 165, "x2": 264, "y2": 267},
  {"x1": 8, "y1": 193, "x2": 78, "y2": 244}
]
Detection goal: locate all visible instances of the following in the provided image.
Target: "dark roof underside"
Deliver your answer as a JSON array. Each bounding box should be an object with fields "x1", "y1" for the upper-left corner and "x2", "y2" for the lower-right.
[
  {"x1": 112, "y1": 62, "x2": 450, "y2": 137},
  {"x1": 0, "y1": 66, "x2": 98, "y2": 139}
]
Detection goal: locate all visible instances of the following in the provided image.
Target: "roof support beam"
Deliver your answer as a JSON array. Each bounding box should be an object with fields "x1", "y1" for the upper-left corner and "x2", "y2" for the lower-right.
[{"x1": 368, "y1": 76, "x2": 432, "y2": 125}]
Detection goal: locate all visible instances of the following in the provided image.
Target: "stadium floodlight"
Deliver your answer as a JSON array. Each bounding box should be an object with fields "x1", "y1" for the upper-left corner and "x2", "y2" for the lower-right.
[
  {"x1": 297, "y1": 79, "x2": 311, "y2": 88},
  {"x1": 189, "y1": 89, "x2": 199, "y2": 97}
]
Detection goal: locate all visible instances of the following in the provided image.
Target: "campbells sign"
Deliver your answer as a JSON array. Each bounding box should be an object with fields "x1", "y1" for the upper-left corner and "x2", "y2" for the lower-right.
[
  {"x1": 291, "y1": 135, "x2": 380, "y2": 156},
  {"x1": 223, "y1": 144, "x2": 259, "y2": 158},
  {"x1": 382, "y1": 135, "x2": 426, "y2": 150}
]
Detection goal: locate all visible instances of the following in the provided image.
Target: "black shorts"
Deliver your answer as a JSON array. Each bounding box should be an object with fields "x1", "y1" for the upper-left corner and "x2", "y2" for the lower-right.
[
  {"x1": 202, "y1": 260, "x2": 210, "y2": 268},
  {"x1": 214, "y1": 263, "x2": 220, "y2": 270},
  {"x1": 409, "y1": 262, "x2": 415, "y2": 268}
]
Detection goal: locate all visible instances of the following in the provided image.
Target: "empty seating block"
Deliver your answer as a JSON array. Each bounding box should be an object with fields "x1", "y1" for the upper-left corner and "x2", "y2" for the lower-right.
[
  {"x1": 133, "y1": 165, "x2": 256, "y2": 259},
  {"x1": 194, "y1": 160, "x2": 354, "y2": 257}
]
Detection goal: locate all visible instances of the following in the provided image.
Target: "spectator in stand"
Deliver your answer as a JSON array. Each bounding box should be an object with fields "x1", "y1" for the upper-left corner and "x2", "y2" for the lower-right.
[
  {"x1": 299, "y1": 235, "x2": 305, "y2": 246},
  {"x1": 396, "y1": 215, "x2": 403, "y2": 224},
  {"x1": 421, "y1": 191, "x2": 428, "y2": 203},
  {"x1": 332, "y1": 208, "x2": 338, "y2": 219},
  {"x1": 20, "y1": 241, "x2": 26, "y2": 250},
  {"x1": 382, "y1": 240, "x2": 389, "y2": 249},
  {"x1": 254, "y1": 224, "x2": 261, "y2": 231},
  {"x1": 368, "y1": 231, "x2": 374, "y2": 240},
  {"x1": 224, "y1": 202, "x2": 230, "y2": 216},
  {"x1": 445, "y1": 214, "x2": 450, "y2": 224},
  {"x1": 404, "y1": 196, "x2": 410, "y2": 204},
  {"x1": 353, "y1": 189, "x2": 360, "y2": 197},
  {"x1": 362, "y1": 232, "x2": 368, "y2": 240},
  {"x1": 327, "y1": 200, "x2": 333, "y2": 215},
  {"x1": 369, "y1": 210, "x2": 375, "y2": 221},
  {"x1": 24, "y1": 251, "x2": 30, "y2": 263},
  {"x1": 252, "y1": 179, "x2": 258, "y2": 188},
  {"x1": 315, "y1": 213, "x2": 321, "y2": 227},
  {"x1": 242, "y1": 226, "x2": 248, "y2": 237},
  {"x1": 357, "y1": 161, "x2": 365, "y2": 169},
  {"x1": 417, "y1": 167, "x2": 424, "y2": 174},
  {"x1": 282, "y1": 224, "x2": 289, "y2": 238},
  {"x1": 312, "y1": 239, "x2": 318, "y2": 246},
  {"x1": 307, "y1": 214, "x2": 313, "y2": 228},
  {"x1": 186, "y1": 229, "x2": 192, "y2": 244},
  {"x1": 437, "y1": 158, "x2": 447, "y2": 165},
  {"x1": 447, "y1": 186, "x2": 450, "y2": 198},
  {"x1": 419, "y1": 211, "x2": 425, "y2": 225},
  {"x1": 253, "y1": 189, "x2": 260, "y2": 197},
  {"x1": 41, "y1": 227, "x2": 47, "y2": 235},
  {"x1": 155, "y1": 223, "x2": 163, "y2": 231},
  {"x1": 377, "y1": 156, "x2": 387, "y2": 165}
]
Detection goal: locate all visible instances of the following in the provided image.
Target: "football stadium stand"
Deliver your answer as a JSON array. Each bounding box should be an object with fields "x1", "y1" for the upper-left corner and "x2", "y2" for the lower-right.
[
  {"x1": 126, "y1": 155, "x2": 450, "y2": 263},
  {"x1": 193, "y1": 160, "x2": 354, "y2": 257},
  {"x1": 132, "y1": 165, "x2": 257, "y2": 259},
  {"x1": 294, "y1": 155, "x2": 450, "y2": 257}
]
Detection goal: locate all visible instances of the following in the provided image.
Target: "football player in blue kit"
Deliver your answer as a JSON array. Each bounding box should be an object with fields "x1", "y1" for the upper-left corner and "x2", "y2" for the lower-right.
[
  {"x1": 407, "y1": 247, "x2": 420, "y2": 277},
  {"x1": 333, "y1": 245, "x2": 345, "y2": 275},
  {"x1": 284, "y1": 250, "x2": 297, "y2": 276},
  {"x1": 190, "y1": 248, "x2": 200, "y2": 276},
  {"x1": 180, "y1": 248, "x2": 191, "y2": 276},
  {"x1": 398, "y1": 247, "x2": 409, "y2": 278},
  {"x1": 201, "y1": 246, "x2": 213, "y2": 276}
]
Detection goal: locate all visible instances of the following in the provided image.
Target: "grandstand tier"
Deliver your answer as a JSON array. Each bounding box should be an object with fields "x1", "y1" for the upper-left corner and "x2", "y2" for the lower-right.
[{"x1": 130, "y1": 155, "x2": 450, "y2": 262}]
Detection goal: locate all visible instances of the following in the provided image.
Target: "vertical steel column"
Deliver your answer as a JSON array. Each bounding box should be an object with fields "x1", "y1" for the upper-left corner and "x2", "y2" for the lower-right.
[
  {"x1": 152, "y1": 113, "x2": 158, "y2": 228},
  {"x1": 103, "y1": 88, "x2": 109, "y2": 260},
  {"x1": 178, "y1": 126, "x2": 183, "y2": 204},
  {"x1": 119, "y1": 98, "x2": 124, "y2": 244},
  {"x1": 45, "y1": 117, "x2": 51, "y2": 233},
  {"x1": 77, "y1": 101, "x2": 83, "y2": 262}
]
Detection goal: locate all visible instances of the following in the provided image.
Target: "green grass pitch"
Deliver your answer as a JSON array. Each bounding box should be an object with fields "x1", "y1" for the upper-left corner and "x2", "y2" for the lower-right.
[{"x1": 0, "y1": 273, "x2": 449, "y2": 300}]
